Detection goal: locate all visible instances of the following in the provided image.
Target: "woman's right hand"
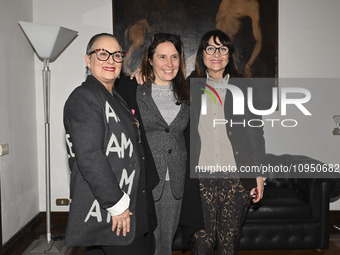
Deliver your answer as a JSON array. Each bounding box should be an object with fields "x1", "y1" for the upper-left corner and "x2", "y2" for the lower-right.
[
  {"x1": 111, "y1": 208, "x2": 133, "y2": 236},
  {"x1": 130, "y1": 67, "x2": 145, "y2": 85},
  {"x1": 250, "y1": 177, "x2": 264, "y2": 203}
]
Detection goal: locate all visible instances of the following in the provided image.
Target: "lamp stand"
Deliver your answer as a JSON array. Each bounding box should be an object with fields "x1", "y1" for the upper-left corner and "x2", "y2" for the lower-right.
[
  {"x1": 43, "y1": 59, "x2": 52, "y2": 244},
  {"x1": 18, "y1": 20, "x2": 78, "y2": 255},
  {"x1": 22, "y1": 60, "x2": 68, "y2": 255}
]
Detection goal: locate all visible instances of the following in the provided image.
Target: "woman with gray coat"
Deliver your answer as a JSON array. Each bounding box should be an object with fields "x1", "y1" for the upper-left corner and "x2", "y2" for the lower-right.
[
  {"x1": 117, "y1": 33, "x2": 203, "y2": 255},
  {"x1": 64, "y1": 33, "x2": 158, "y2": 255}
]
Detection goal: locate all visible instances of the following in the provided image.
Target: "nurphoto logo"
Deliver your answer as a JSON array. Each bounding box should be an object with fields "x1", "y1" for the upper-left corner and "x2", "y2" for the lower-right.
[{"x1": 198, "y1": 79, "x2": 312, "y2": 128}]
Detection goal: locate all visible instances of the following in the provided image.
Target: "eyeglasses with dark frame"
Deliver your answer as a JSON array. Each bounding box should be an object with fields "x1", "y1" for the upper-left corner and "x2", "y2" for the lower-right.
[
  {"x1": 205, "y1": 45, "x2": 229, "y2": 56},
  {"x1": 88, "y1": 49, "x2": 126, "y2": 63}
]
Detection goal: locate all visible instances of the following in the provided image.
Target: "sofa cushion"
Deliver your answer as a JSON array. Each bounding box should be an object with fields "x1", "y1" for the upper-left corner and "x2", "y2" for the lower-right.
[{"x1": 246, "y1": 186, "x2": 312, "y2": 221}]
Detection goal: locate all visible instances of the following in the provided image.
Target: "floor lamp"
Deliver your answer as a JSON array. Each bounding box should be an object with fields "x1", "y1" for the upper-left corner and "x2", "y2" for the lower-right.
[{"x1": 19, "y1": 21, "x2": 78, "y2": 255}]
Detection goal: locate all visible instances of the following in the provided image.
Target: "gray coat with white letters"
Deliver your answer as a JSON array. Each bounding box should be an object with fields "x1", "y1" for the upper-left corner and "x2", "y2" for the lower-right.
[{"x1": 63, "y1": 75, "x2": 157, "y2": 246}]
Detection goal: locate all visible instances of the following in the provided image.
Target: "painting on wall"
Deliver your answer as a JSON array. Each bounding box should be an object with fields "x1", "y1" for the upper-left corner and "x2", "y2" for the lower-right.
[{"x1": 112, "y1": 0, "x2": 278, "y2": 80}]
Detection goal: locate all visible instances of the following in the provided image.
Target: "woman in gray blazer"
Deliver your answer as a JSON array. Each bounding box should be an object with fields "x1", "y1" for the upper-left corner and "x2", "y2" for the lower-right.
[{"x1": 117, "y1": 33, "x2": 201, "y2": 255}]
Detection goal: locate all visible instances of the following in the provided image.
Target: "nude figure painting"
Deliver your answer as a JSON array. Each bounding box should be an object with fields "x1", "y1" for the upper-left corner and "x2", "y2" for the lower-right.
[{"x1": 113, "y1": 0, "x2": 277, "y2": 78}]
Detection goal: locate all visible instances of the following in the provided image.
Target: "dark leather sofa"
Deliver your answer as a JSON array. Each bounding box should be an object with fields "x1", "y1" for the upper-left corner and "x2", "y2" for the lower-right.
[{"x1": 173, "y1": 153, "x2": 340, "y2": 251}]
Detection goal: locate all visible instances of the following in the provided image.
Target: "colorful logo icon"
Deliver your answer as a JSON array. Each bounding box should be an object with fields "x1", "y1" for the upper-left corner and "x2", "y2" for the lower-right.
[{"x1": 200, "y1": 83, "x2": 222, "y2": 115}]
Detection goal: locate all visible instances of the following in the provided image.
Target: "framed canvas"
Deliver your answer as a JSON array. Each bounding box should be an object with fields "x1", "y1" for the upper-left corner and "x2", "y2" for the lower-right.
[{"x1": 112, "y1": 0, "x2": 278, "y2": 79}]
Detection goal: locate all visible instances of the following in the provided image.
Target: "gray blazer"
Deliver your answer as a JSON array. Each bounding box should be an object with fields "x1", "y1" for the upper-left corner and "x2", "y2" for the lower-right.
[{"x1": 136, "y1": 84, "x2": 189, "y2": 200}]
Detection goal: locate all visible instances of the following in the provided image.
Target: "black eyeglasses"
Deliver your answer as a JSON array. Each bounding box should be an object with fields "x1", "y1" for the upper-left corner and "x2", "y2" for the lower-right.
[
  {"x1": 205, "y1": 45, "x2": 229, "y2": 56},
  {"x1": 88, "y1": 49, "x2": 126, "y2": 63}
]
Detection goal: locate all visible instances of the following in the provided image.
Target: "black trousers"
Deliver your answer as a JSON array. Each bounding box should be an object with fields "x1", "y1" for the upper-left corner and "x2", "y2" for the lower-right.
[
  {"x1": 85, "y1": 232, "x2": 155, "y2": 255},
  {"x1": 192, "y1": 178, "x2": 251, "y2": 255}
]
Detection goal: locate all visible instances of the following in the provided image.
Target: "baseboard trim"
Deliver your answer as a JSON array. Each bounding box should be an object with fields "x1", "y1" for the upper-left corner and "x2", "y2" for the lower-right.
[
  {"x1": 40, "y1": 211, "x2": 69, "y2": 225},
  {"x1": 1, "y1": 213, "x2": 41, "y2": 255},
  {"x1": 1, "y1": 212, "x2": 69, "y2": 255}
]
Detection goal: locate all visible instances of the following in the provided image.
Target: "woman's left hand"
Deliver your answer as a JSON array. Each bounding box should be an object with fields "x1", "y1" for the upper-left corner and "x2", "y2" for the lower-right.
[
  {"x1": 250, "y1": 177, "x2": 264, "y2": 203},
  {"x1": 111, "y1": 208, "x2": 133, "y2": 236}
]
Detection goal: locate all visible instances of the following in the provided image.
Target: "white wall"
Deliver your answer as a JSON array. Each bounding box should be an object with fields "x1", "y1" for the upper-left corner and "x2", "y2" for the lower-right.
[
  {"x1": 32, "y1": 0, "x2": 113, "y2": 212},
  {"x1": 2, "y1": 0, "x2": 340, "y2": 245},
  {"x1": 278, "y1": 0, "x2": 340, "y2": 78},
  {"x1": 0, "y1": 0, "x2": 39, "y2": 244},
  {"x1": 269, "y1": 0, "x2": 340, "y2": 210}
]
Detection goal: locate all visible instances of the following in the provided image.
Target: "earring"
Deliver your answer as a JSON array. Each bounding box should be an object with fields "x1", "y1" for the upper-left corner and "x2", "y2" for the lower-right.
[{"x1": 86, "y1": 66, "x2": 91, "y2": 76}]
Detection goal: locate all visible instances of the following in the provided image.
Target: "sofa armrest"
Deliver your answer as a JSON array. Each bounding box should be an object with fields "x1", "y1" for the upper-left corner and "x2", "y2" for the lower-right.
[
  {"x1": 265, "y1": 153, "x2": 340, "y2": 200},
  {"x1": 265, "y1": 153, "x2": 340, "y2": 217},
  {"x1": 295, "y1": 178, "x2": 334, "y2": 217},
  {"x1": 295, "y1": 178, "x2": 335, "y2": 248}
]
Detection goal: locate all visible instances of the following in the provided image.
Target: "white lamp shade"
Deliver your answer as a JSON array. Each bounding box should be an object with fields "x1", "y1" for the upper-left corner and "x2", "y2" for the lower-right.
[{"x1": 19, "y1": 21, "x2": 78, "y2": 61}]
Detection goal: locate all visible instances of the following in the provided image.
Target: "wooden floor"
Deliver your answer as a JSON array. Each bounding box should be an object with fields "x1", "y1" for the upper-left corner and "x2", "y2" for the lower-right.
[
  {"x1": 10, "y1": 237, "x2": 340, "y2": 255},
  {"x1": 70, "y1": 234, "x2": 340, "y2": 255},
  {"x1": 5, "y1": 218, "x2": 340, "y2": 255}
]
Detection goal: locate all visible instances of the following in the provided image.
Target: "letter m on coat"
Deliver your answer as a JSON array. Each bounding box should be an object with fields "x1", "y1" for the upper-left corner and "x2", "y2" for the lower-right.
[{"x1": 119, "y1": 169, "x2": 135, "y2": 195}]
